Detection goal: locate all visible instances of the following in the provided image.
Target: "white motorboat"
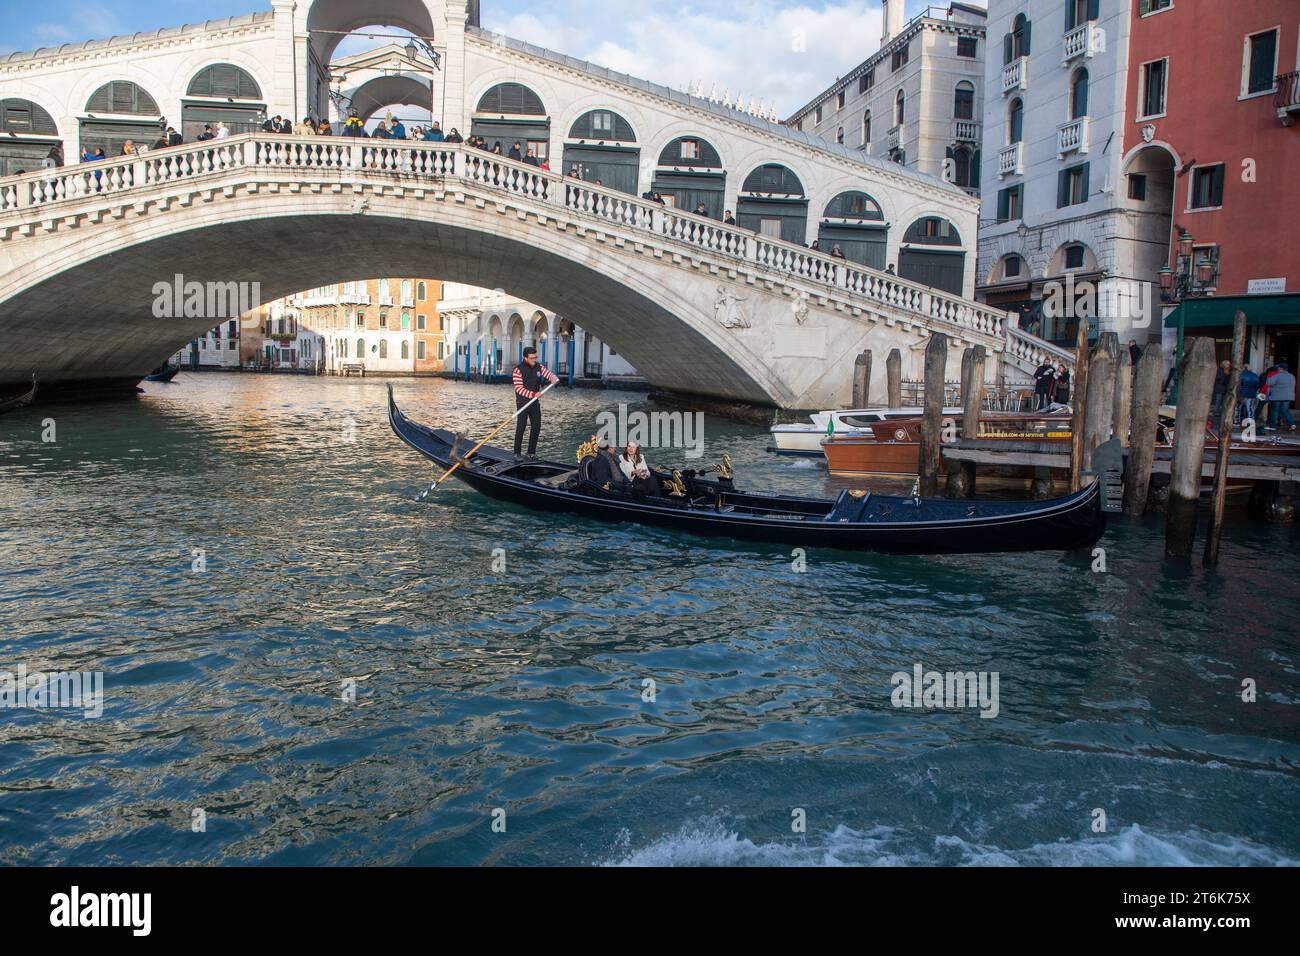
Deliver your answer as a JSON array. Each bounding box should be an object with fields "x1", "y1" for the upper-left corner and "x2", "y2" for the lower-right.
[{"x1": 768, "y1": 406, "x2": 964, "y2": 457}]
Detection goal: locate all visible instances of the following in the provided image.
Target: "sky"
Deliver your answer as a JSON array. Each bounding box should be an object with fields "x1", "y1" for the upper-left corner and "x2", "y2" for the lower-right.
[{"x1": 0, "y1": 0, "x2": 976, "y2": 115}]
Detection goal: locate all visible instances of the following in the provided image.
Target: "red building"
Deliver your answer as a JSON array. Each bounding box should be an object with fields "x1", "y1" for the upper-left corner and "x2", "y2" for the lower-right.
[{"x1": 1122, "y1": 0, "x2": 1300, "y2": 375}]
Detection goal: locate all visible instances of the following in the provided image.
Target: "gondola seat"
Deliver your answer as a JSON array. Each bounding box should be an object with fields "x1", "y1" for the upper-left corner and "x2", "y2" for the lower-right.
[{"x1": 824, "y1": 489, "x2": 872, "y2": 522}]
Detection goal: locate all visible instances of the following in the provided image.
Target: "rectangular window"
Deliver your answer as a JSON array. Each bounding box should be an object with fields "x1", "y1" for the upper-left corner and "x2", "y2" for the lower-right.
[
  {"x1": 837, "y1": 89, "x2": 846, "y2": 109},
  {"x1": 957, "y1": 36, "x2": 977, "y2": 58},
  {"x1": 1189, "y1": 163, "x2": 1225, "y2": 209},
  {"x1": 379, "y1": 312, "x2": 388, "y2": 329},
  {"x1": 954, "y1": 87, "x2": 974, "y2": 119},
  {"x1": 680, "y1": 138, "x2": 700, "y2": 160},
  {"x1": 859, "y1": 69, "x2": 875, "y2": 93},
  {"x1": 1139, "y1": 0, "x2": 1172, "y2": 13},
  {"x1": 526, "y1": 140, "x2": 548, "y2": 160},
  {"x1": 417, "y1": 341, "x2": 426, "y2": 360},
  {"x1": 439, "y1": 316, "x2": 445, "y2": 331},
  {"x1": 996, "y1": 185, "x2": 1023, "y2": 222},
  {"x1": 892, "y1": 44, "x2": 910, "y2": 72},
  {"x1": 1064, "y1": 244, "x2": 1086, "y2": 270},
  {"x1": 815, "y1": 105, "x2": 822, "y2": 123},
  {"x1": 1245, "y1": 29, "x2": 1278, "y2": 95},
  {"x1": 1057, "y1": 163, "x2": 1090, "y2": 207},
  {"x1": 438, "y1": 342, "x2": 445, "y2": 360},
  {"x1": 1128, "y1": 174, "x2": 1147, "y2": 200},
  {"x1": 759, "y1": 217, "x2": 782, "y2": 238},
  {"x1": 356, "y1": 313, "x2": 364, "y2": 329},
  {"x1": 417, "y1": 314, "x2": 426, "y2": 330},
  {"x1": 592, "y1": 111, "x2": 613, "y2": 132},
  {"x1": 1140, "y1": 58, "x2": 1167, "y2": 118}
]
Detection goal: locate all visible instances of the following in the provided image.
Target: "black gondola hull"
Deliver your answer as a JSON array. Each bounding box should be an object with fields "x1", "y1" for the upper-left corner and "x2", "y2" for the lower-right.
[{"x1": 388, "y1": 388, "x2": 1106, "y2": 555}]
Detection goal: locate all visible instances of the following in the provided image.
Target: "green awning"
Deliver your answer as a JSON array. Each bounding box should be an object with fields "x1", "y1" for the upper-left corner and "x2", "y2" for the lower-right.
[{"x1": 1164, "y1": 293, "x2": 1300, "y2": 328}]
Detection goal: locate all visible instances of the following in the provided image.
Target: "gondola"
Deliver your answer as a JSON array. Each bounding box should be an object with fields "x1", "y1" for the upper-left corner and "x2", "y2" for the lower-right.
[
  {"x1": 143, "y1": 363, "x2": 180, "y2": 383},
  {"x1": 389, "y1": 387, "x2": 1106, "y2": 555},
  {"x1": 0, "y1": 373, "x2": 37, "y2": 414}
]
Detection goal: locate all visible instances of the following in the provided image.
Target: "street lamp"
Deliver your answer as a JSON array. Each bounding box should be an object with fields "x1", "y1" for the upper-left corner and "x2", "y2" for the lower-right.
[{"x1": 1162, "y1": 227, "x2": 1221, "y2": 403}]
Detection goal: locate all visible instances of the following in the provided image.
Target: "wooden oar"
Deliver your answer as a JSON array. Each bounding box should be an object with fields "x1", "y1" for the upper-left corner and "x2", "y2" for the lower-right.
[{"x1": 416, "y1": 380, "x2": 559, "y2": 500}]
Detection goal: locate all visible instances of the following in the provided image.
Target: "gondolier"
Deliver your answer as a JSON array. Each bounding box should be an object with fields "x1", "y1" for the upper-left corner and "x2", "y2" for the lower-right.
[{"x1": 512, "y1": 346, "x2": 559, "y2": 456}]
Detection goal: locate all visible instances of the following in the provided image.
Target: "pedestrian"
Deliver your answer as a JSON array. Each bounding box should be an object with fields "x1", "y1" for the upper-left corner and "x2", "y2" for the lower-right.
[
  {"x1": 1212, "y1": 359, "x2": 1231, "y2": 424},
  {"x1": 317, "y1": 119, "x2": 333, "y2": 136},
  {"x1": 445, "y1": 128, "x2": 462, "y2": 143},
  {"x1": 423, "y1": 122, "x2": 444, "y2": 142},
  {"x1": 294, "y1": 116, "x2": 316, "y2": 135},
  {"x1": 1238, "y1": 366, "x2": 1260, "y2": 426},
  {"x1": 1051, "y1": 364, "x2": 1071, "y2": 406},
  {"x1": 508, "y1": 141, "x2": 522, "y2": 161},
  {"x1": 491, "y1": 141, "x2": 503, "y2": 155},
  {"x1": 197, "y1": 124, "x2": 215, "y2": 142},
  {"x1": 809, "y1": 239, "x2": 821, "y2": 252},
  {"x1": 342, "y1": 110, "x2": 366, "y2": 137},
  {"x1": 1033, "y1": 359, "x2": 1055, "y2": 411},
  {"x1": 263, "y1": 114, "x2": 283, "y2": 134},
  {"x1": 694, "y1": 200, "x2": 710, "y2": 217},
  {"x1": 1265, "y1": 362, "x2": 1295, "y2": 432},
  {"x1": 42, "y1": 146, "x2": 61, "y2": 169},
  {"x1": 724, "y1": 210, "x2": 736, "y2": 225},
  {"x1": 215, "y1": 121, "x2": 230, "y2": 139},
  {"x1": 372, "y1": 121, "x2": 390, "y2": 139},
  {"x1": 830, "y1": 244, "x2": 846, "y2": 259},
  {"x1": 389, "y1": 116, "x2": 406, "y2": 139},
  {"x1": 166, "y1": 126, "x2": 183, "y2": 147},
  {"x1": 511, "y1": 345, "x2": 559, "y2": 456}
]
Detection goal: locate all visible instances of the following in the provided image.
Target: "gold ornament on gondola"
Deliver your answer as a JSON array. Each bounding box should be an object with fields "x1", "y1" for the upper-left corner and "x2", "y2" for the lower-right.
[
  {"x1": 716, "y1": 452, "x2": 733, "y2": 479},
  {"x1": 576, "y1": 435, "x2": 598, "y2": 462},
  {"x1": 663, "y1": 469, "x2": 688, "y2": 497}
]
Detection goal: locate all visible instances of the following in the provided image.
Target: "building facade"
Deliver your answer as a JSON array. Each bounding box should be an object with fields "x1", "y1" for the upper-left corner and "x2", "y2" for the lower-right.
[
  {"x1": 1121, "y1": 0, "x2": 1300, "y2": 375},
  {"x1": 976, "y1": 0, "x2": 1165, "y2": 350},
  {"x1": 295, "y1": 278, "x2": 447, "y2": 375}
]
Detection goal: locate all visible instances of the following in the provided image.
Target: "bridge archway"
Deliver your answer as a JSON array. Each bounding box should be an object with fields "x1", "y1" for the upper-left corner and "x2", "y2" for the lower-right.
[
  {"x1": 305, "y1": 0, "x2": 440, "y2": 65},
  {"x1": 347, "y1": 74, "x2": 434, "y2": 124}
]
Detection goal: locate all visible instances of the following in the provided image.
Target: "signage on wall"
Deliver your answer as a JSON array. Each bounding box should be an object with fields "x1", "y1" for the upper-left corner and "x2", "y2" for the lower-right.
[{"x1": 1247, "y1": 278, "x2": 1287, "y2": 295}]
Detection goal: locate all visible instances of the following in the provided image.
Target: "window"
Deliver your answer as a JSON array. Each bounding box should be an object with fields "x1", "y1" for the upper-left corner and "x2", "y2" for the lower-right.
[
  {"x1": 1128, "y1": 174, "x2": 1147, "y2": 200},
  {"x1": 837, "y1": 89, "x2": 846, "y2": 109},
  {"x1": 836, "y1": 126, "x2": 845, "y2": 144},
  {"x1": 437, "y1": 342, "x2": 444, "y2": 360},
  {"x1": 680, "y1": 138, "x2": 700, "y2": 160},
  {"x1": 1070, "y1": 69, "x2": 1089, "y2": 119},
  {"x1": 1004, "y1": 255, "x2": 1024, "y2": 279},
  {"x1": 1189, "y1": 163, "x2": 1225, "y2": 209},
  {"x1": 1065, "y1": 0, "x2": 1098, "y2": 31},
  {"x1": 1009, "y1": 98, "x2": 1024, "y2": 143},
  {"x1": 418, "y1": 341, "x2": 427, "y2": 360},
  {"x1": 356, "y1": 312, "x2": 364, "y2": 329},
  {"x1": 859, "y1": 69, "x2": 875, "y2": 94},
  {"x1": 1140, "y1": 59, "x2": 1167, "y2": 118},
  {"x1": 1139, "y1": 0, "x2": 1172, "y2": 14},
  {"x1": 892, "y1": 44, "x2": 910, "y2": 71},
  {"x1": 954, "y1": 82, "x2": 975, "y2": 120},
  {"x1": 815, "y1": 105, "x2": 823, "y2": 123},
  {"x1": 1245, "y1": 29, "x2": 1278, "y2": 95},
  {"x1": 895, "y1": 90, "x2": 905, "y2": 125},
  {"x1": 417, "y1": 281, "x2": 426, "y2": 300},
  {"x1": 1064, "y1": 244, "x2": 1086, "y2": 270},
  {"x1": 401, "y1": 312, "x2": 410, "y2": 330},
  {"x1": 401, "y1": 341, "x2": 409, "y2": 360},
  {"x1": 526, "y1": 140, "x2": 548, "y2": 160},
  {"x1": 439, "y1": 316, "x2": 445, "y2": 331},
  {"x1": 592, "y1": 111, "x2": 614, "y2": 133},
  {"x1": 400, "y1": 279, "x2": 411, "y2": 301},
  {"x1": 227, "y1": 320, "x2": 237, "y2": 338},
  {"x1": 1057, "y1": 163, "x2": 1090, "y2": 207},
  {"x1": 948, "y1": 146, "x2": 974, "y2": 187},
  {"x1": 957, "y1": 36, "x2": 978, "y2": 58},
  {"x1": 379, "y1": 311, "x2": 388, "y2": 329},
  {"x1": 417, "y1": 314, "x2": 426, "y2": 330},
  {"x1": 379, "y1": 340, "x2": 388, "y2": 359},
  {"x1": 356, "y1": 338, "x2": 364, "y2": 357},
  {"x1": 1005, "y1": 14, "x2": 1031, "y2": 65},
  {"x1": 997, "y1": 184, "x2": 1024, "y2": 222},
  {"x1": 759, "y1": 217, "x2": 782, "y2": 237}
]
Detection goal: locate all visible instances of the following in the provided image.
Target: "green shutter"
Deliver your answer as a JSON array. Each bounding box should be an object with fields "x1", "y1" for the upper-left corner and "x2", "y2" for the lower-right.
[
  {"x1": 1004, "y1": 33, "x2": 1013, "y2": 64},
  {"x1": 1057, "y1": 170, "x2": 1070, "y2": 208},
  {"x1": 1080, "y1": 163, "x2": 1090, "y2": 203},
  {"x1": 1023, "y1": 20, "x2": 1032, "y2": 55}
]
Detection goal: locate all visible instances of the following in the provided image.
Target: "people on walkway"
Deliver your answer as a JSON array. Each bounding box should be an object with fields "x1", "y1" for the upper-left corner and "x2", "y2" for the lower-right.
[
  {"x1": 215, "y1": 122, "x2": 230, "y2": 139},
  {"x1": 1212, "y1": 359, "x2": 1231, "y2": 424},
  {"x1": 423, "y1": 122, "x2": 444, "y2": 142},
  {"x1": 1265, "y1": 362, "x2": 1296, "y2": 432},
  {"x1": 723, "y1": 210, "x2": 736, "y2": 224},
  {"x1": 1238, "y1": 367, "x2": 1260, "y2": 425},
  {"x1": 196, "y1": 124, "x2": 215, "y2": 142},
  {"x1": 1051, "y1": 364, "x2": 1071, "y2": 406},
  {"x1": 1033, "y1": 360, "x2": 1056, "y2": 411}
]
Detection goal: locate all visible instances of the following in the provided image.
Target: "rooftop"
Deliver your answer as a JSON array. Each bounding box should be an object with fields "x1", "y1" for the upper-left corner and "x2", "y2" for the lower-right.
[{"x1": 1, "y1": 11, "x2": 274, "y2": 65}]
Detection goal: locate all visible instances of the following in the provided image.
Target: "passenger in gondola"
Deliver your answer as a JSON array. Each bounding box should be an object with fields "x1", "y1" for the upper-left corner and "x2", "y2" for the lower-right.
[
  {"x1": 618, "y1": 440, "x2": 658, "y2": 495},
  {"x1": 589, "y1": 442, "x2": 628, "y2": 492}
]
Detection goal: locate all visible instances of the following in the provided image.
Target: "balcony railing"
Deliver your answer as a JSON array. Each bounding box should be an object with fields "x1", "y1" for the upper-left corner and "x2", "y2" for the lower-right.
[
  {"x1": 1058, "y1": 117, "x2": 1089, "y2": 156},
  {"x1": 998, "y1": 142, "x2": 1024, "y2": 178},
  {"x1": 953, "y1": 119, "x2": 980, "y2": 142},
  {"x1": 1277, "y1": 71, "x2": 1300, "y2": 125},
  {"x1": 339, "y1": 293, "x2": 371, "y2": 305},
  {"x1": 888, "y1": 125, "x2": 902, "y2": 149},
  {"x1": 1062, "y1": 22, "x2": 1100, "y2": 65},
  {"x1": 1002, "y1": 57, "x2": 1028, "y2": 95}
]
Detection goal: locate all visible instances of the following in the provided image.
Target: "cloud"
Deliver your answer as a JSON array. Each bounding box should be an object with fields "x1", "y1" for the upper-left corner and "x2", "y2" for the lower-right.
[{"x1": 485, "y1": 1, "x2": 885, "y2": 117}]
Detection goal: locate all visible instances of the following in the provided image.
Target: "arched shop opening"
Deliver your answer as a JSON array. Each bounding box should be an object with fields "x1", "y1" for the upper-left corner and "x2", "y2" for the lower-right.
[
  {"x1": 472, "y1": 82, "x2": 550, "y2": 163},
  {"x1": 562, "y1": 109, "x2": 639, "y2": 194},
  {"x1": 182, "y1": 64, "x2": 266, "y2": 140},
  {"x1": 0, "y1": 98, "x2": 61, "y2": 175},
  {"x1": 898, "y1": 216, "x2": 966, "y2": 295},
  {"x1": 817, "y1": 191, "x2": 888, "y2": 268},
  {"x1": 80, "y1": 81, "x2": 164, "y2": 157},
  {"x1": 737, "y1": 163, "x2": 808, "y2": 243},
  {"x1": 652, "y1": 135, "x2": 725, "y2": 217}
]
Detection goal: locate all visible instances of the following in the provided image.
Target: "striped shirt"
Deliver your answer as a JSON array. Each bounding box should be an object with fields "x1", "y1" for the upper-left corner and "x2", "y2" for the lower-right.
[{"x1": 512, "y1": 362, "x2": 558, "y2": 400}]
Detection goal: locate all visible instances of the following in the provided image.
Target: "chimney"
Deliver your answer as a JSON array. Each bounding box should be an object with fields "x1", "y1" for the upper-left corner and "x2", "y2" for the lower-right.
[{"x1": 881, "y1": 0, "x2": 905, "y2": 46}]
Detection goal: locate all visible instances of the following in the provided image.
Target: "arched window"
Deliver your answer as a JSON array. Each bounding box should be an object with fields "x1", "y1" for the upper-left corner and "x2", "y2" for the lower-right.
[
  {"x1": 568, "y1": 109, "x2": 636, "y2": 142},
  {"x1": 85, "y1": 81, "x2": 160, "y2": 115},
  {"x1": 401, "y1": 279, "x2": 411, "y2": 301},
  {"x1": 187, "y1": 64, "x2": 261, "y2": 99},
  {"x1": 417, "y1": 281, "x2": 426, "y2": 300},
  {"x1": 741, "y1": 163, "x2": 805, "y2": 196},
  {"x1": 657, "y1": 136, "x2": 722, "y2": 167},
  {"x1": 861, "y1": 109, "x2": 871, "y2": 146},
  {"x1": 1005, "y1": 14, "x2": 1032, "y2": 64},
  {"x1": 1009, "y1": 98, "x2": 1024, "y2": 144},
  {"x1": 954, "y1": 81, "x2": 975, "y2": 121},
  {"x1": 950, "y1": 146, "x2": 973, "y2": 187},
  {"x1": 356, "y1": 338, "x2": 365, "y2": 357},
  {"x1": 401, "y1": 311, "x2": 411, "y2": 330},
  {"x1": 836, "y1": 126, "x2": 845, "y2": 144},
  {"x1": 401, "y1": 341, "x2": 409, "y2": 360},
  {"x1": 823, "y1": 191, "x2": 885, "y2": 221},
  {"x1": 903, "y1": 217, "x2": 963, "y2": 246},
  {"x1": 1070, "y1": 69, "x2": 1090, "y2": 119},
  {"x1": 379, "y1": 340, "x2": 388, "y2": 359},
  {"x1": 895, "y1": 90, "x2": 906, "y2": 126},
  {"x1": 1003, "y1": 254, "x2": 1025, "y2": 280},
  {"x1": 0, "y1": 98, "x2": 58, "y2": 135},
  {"x1": 476, "y1": 83, "x2": 545, "y2": 115}
]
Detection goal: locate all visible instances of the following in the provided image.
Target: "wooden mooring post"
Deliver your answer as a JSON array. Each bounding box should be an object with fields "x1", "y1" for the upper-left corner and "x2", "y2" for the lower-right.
[
  {"x1": 918, "y1": 333, "x2": 948, "y2": 497},
  {"x1": 852, "y1": 350, "x2": 872, "y2": 408},
  {"x1": 886, "y1": 349, "x2": 903, "y2": 409},
  {"x1": 947, "y1": 345, "x2": 985, "y2": 497},
  {"x1": 1166, "y1": 337, "x2": 1218, "y2": 559},
  {"x1": 1082, "y1": 332, "x2": 1119, "y2": 473},
  {"x1": 1112, "y1": 343, "x2": 1132, "y2": 449},
  {"x1": 1123, "y1": 343, "x2": 1163, "y2": 517},
  {"x1": 1204, "y1": 311, "x2": 1247, "y2": 568},
  {"x1": 1068, "y1": 322, "x2": 1091, "y2": 492}
]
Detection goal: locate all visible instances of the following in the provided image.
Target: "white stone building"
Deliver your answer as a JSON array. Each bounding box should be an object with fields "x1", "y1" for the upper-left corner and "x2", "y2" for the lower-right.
[
  {"x1": 976, "y1": 0, "x2": 1159, "y2": 347},
  {"x1": 785, "y1": 1, "x2": 989, "y2": 217}
]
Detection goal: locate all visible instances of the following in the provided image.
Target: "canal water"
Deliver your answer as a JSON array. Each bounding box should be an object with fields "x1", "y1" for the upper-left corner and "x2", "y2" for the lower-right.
[{"x1": 1, "y1": 374, "x2": 1297, "y2": 866}]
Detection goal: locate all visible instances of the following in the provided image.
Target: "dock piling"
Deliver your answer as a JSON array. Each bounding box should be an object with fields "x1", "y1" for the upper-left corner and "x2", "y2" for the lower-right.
[
  {"x1": 852, "y1": 350, "x2": 872, "y2": 409},
  {"x1": 1068, "y1": 321, "x2": 1091, "y2": 492},
  {"x1": 886, "y1": 349, "x2": 902, "y2": 409},
  {"x1": 1082, "y1": 332, "x2": 1118, "y2": 473},
  {"x1": 1204, "y1": 311, "x2": 1247, "y2": 567},
  {"x1": 1166, "y1": 337, "x2": 1218, "y2": 559},
  {"x1": 1123, "y1": 343, "x2": 1164, "y2": 517},
  {"x1": 1112, "y1": 344, "x2": 1132, "y2": 449},
  {"x1": 918, "y1": 333, "x2": 948, "y2": 498}
]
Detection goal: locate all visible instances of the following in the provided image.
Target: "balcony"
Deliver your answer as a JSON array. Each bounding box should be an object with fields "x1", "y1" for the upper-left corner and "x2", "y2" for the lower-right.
[
  {"x1": 1002, "y1": 56, "x2": 1028, "y2": 95},
  {"x1": 1058, "y1": 117, "x2": 1090, "y2": 156},
  {"x1": 339, "y1": 293, "x2": 371, "y2": 305},
  {"x1": 1277, "y1": 71, "x2": 1300, "y2": 125},
  {"x1": 399, "y1": 296, "x2": 415, "y2": 308},
  {"x1": 1062, "y1": 22, "x2": 1101, "y2": 65},
  {"x1": 952, "y1": 119, "x2": 980, "y2": 142},
  {"x1": 300, "y1": 294, "x2": 337, "y2": 307},
  {"x1": 998, "y1": 142, "x2": 1024, "y2": 178},
  {"x1": 888, "y1": 124, "x2": 902, "y2": 149}
]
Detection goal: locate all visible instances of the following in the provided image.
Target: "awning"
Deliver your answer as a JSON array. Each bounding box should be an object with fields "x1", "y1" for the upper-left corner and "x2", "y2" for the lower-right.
[{"x1": 1163, "y1": 293, "x2": 1300, "y2": 328}]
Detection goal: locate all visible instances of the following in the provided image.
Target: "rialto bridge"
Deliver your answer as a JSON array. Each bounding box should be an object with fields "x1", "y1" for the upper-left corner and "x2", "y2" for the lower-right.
[{"x1": 0, "y1": 0, "x2": 1072, "y2": 407}]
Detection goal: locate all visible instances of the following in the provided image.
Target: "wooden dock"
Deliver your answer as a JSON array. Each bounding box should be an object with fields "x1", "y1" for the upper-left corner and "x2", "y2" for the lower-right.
[{"x1": 942, "y1": 440, "x2": 1300, "y2": 481}]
